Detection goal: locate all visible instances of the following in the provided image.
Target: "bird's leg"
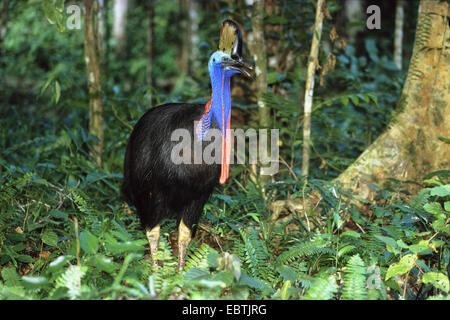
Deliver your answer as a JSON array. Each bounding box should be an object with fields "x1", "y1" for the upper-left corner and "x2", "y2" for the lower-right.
[
  {"x1": 177, "y1": 219, "x2": 191, "y2": 271},
  {"x1": 146, "y1": 225, "x2": 160, "y2": 267}
]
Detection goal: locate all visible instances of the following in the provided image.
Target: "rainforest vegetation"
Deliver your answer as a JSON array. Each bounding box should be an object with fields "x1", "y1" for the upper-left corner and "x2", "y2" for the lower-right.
[{"x1": 0, "y1": 0, "x2": 449, "y2": 300}]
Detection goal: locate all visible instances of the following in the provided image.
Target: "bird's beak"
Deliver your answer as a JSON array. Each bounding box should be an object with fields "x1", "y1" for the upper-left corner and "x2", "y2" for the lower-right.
[{"x1": 222, "y1": 59, "x2": 254, "y2": 79}]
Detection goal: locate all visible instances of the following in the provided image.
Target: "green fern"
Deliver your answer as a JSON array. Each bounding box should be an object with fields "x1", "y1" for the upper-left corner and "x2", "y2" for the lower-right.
[
  {"x1": 185, "y1": 243, "x2": 214, "y2": 271},
  {"x1": 240, "y1": 229, "x2": 273, "y2": 280},
  {"x1": 149, "y1": 236, "x2": 181, "y2": 299},
  {"x1": 51, "y1": 265, "x2": 87, "y2": 300},
  {"x1": 302, "y1": 275, "x2": 338, "y2": 300},
  {"x1": 72, "y1": 190, "x2": 92, "y2": 215},
  {"x1": 276, "y1": 239, "x2": 333, "y2": 266},
  {"x1": 341, "y1": 254, "x2": 368, "y2": 300}
]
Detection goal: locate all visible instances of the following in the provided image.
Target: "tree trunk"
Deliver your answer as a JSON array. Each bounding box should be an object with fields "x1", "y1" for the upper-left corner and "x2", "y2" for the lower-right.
[
  {"x1": 302, "y1": 0, "x2": 325, "y2": 177},
  {"x1": 146, "y1": 0, "x2": 154, "y2": 106},
  {"x1": 394, "y1": 0, "x2": 404, "y2": 69},
  {"x1": 0, "y1": 0, "x2": 9, "y2": 54},
  {"x1": 344, "y1": 0, "x2": 363, "y2": 47},
  {"x1": 113, "y1": 0, "x2": 128, "y2": 57},
  {"x1": 335, "y1": 0, "x2": 450, "y2": 200},
  {"x1": 249, "y1": 0, "x2": 269, "y2": 129},
  {"x1": 188, "y1": 0, "x2": 199, "y2": 75},
  {"x1": 84, "y1": 0, "x2": 104, "y2": 166},
  {"x1": 247, "y1": 0, "x2": 270, "y2": 185},
  {"x1": 97, "y1": 0, "x2": 105, "y2": 68},
  {"x1": 178, "y1": 0, "x2": 189, "y2": 75}
]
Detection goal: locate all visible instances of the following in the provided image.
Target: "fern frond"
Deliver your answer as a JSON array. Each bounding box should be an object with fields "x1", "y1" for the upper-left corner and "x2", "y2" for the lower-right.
[
  {"x1": 302, "y1": 275, "x2": 338, "y2": 300},
  {"x1": 341, "y1": 254, "x2": 368, "y2": 300},
  {"x1": 276, "y1": 240, "x2": 333, "y2": 266},
  {"x1": 185, "y1": 243, "x2": 213, "y2": 271},
  {"x1": 72, "y1": 190, "x2": 92, "y2": 215},
  {"x1": 239, "y1": 229, "x2": 276, "y2": 282},
  {"x1": 149, "y1": 236, "x2": 182, "y2": 299},
  {"x1": 51, "y1": 265, "x2": 87, "y2": 300}
]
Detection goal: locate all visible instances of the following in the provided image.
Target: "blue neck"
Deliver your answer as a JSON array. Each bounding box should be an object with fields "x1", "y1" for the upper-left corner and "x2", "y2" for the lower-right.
[{"x1": 210, "y1": 64, "x2": 232, "y2": 136}]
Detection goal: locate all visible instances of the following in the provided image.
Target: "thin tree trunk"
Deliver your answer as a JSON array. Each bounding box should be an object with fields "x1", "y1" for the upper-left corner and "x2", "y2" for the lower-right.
[
  {"x1": 179, "y1": 0, "x2": 190, "y2": 75},
  {"x1": 336, "y1": 0, "x2": 450, "y2": 200},
  {"x1": 188, "y1": 0, "x2": 199, "y2": 74},
  {"x1": 394, "y1": 0, "x2": 404, "y2": 69},
  {"x1": 97, "y1": 0, "x2": 105, "y2": 68},
  {"x1": 250, "y1": 0, "x2": 269, "y2": 129},
  {"x1": 301, "y1": 0, "x2": 325, "y2": 177},
  {"x1": 84, "y1": 0, "x2": 104, "y2": 166},
  {"x1": 344, "y1": 0, "x2": 363, "y2": 47},
  {"x1": 113, "y1": 0, "x2": 128, "y2": 57},
  {"x1": 0, "y1": 0, "x2": 9, "y2": 54},
  {"x1": 146, "y1": 0, "x2": 154, "y2": 106},
  {"x1": 248, "y1": 0, "x2": 270, "y2": 185}
]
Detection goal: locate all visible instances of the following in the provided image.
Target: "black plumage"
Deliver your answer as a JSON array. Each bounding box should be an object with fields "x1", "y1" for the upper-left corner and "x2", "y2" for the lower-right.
[{"x1": 121, "y1": 103, "x2": 220, "y2": 235}]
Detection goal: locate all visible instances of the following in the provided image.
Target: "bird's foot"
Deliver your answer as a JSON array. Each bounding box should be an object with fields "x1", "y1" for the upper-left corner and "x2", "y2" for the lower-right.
[{"x1": 177, "y1": 220, "x2": 191, "y2": 272}]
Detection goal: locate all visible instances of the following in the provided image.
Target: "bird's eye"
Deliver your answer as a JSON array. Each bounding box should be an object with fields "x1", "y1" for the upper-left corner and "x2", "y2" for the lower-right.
[{"x1": 213, "y1": 58, "x2": 216, "y2": 62}]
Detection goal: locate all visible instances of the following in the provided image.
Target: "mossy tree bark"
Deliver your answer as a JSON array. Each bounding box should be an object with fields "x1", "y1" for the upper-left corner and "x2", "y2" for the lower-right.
[
  {"x1": 84, "y1": 0, "x2": 104, "y2": 166},
  {"x1": 336, "y1": 0, "x2": 450, "y2": 200}
]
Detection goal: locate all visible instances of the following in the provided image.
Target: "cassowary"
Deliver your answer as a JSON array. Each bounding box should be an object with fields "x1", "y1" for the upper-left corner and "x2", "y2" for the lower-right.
[{"x1": 121, "y1": 20, "x2": 251, "y2": 270}]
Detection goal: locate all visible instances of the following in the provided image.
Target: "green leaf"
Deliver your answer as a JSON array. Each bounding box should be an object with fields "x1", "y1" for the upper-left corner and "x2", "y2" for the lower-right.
[
  {"x1": 280, "y1": 280, "x2": 291, "y2": 300},
  {"x1": 212, "y1": 271, "x2": 234, "y2": 287},
  {"x1": 54, "y1": 0, "x2": 65, "y2": 12},
  {"x1": 22, "y1": 276, "x2": 49, "y2": 289},
  {"x1": 385, "y1": 254, "x2": 417, "y2": 280},
  {"x1": 409, "y1": 240, "x2": 430, "y2": 254},
  {"x1": 350, "y1": 95, "x2": 359, "y2": 106},
  {"x1": 54, "y1": 81, "x2": 61, "y2": 104},
  {"x1": 105, "y1": 241, "x2": 145, "y2": 254},
  {"x1": 396, "y1": 239, "x2": 409, "y2": 249},
  {"x1": 341, "y1": 231, "x2": 361, "y2": 238},
  {"x1": 438, "y1": 136, "x2": 450, "y2": 143},
  {"x1": 42, "y1": 0, "x2": 66, "y2": 32},
  {"x1": 374, "y1": 235, "x2": 399, "y2": 253},
  {"x1": 424, "y1": 202, "x2": 444, "y2": 216},
  {"x1": 41, "y1": 230, "x2": 59, "y2": 247},
  {"x1": 423, "y1": 179, "x2": 442, "y2": 186},
  {"x1": 444, "y1": 201, "x2": 450, "y2": 212},
  {"x1": 1, "y1": 267, "x2": 21, "y2": 286},
  {"x1": 48, "y1": 255, "x2": 72, "y2": 272},
  {"x1": 16, "y1": 255, "x2": 34, "y2": 263},
  {"x1": 184, "y1": 267, "x2": 210, "y2": 281},
  {"x1": 340, "y1": 96, "x2": 349, "y2": 106},
  {"x1": 430, "y1": 185, "x2": 450, "y2": 197},
  {"x1": 91, "y1": 255, "x2": 119, "y2": 273},
  {"x1": 422, "y1": 272, "x2": 449, "y2": 293},
  {"x1": 39, "y1": 77, "x2": 54, "y2": 97},
  {"x1": 79, "y1": 230, "x2": 99, "y2": 254}
]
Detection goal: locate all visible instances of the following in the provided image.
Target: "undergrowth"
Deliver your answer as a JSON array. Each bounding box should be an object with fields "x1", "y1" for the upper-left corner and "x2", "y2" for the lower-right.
[{"x1": 0, "y1": 150, "x2": 448, "y2": 299}]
